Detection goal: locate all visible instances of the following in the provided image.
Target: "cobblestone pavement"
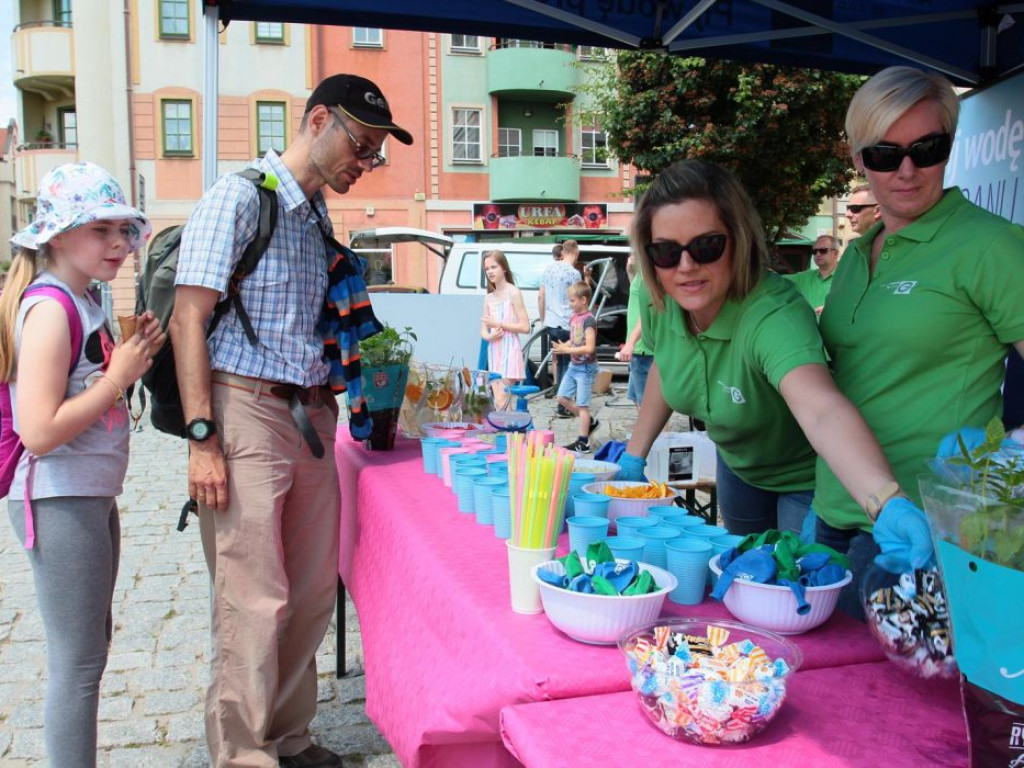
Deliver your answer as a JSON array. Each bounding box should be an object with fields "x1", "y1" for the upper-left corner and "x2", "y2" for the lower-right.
[{"x1": 0, "y1": 380, "x2": 689, "y2": 766}]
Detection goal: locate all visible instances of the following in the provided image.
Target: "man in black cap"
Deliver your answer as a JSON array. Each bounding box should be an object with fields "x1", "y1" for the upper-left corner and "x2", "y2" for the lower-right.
[{"x1": 171, "y1": 74, "x2": 411, "y2": 768}]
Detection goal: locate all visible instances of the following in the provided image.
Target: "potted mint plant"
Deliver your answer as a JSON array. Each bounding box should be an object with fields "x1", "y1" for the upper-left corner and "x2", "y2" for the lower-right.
[
  {"x1": 358, "y1": 324, "x2": 416, "y2": 450},
  {"x1": 918, "y1": 418, "x2": 1024, "y2": 766}
]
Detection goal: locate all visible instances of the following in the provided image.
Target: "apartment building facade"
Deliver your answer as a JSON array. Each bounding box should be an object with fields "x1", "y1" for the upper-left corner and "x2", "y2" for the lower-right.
[{"x1": 8, "y1": 0, "x2": 637, "y2": 317}]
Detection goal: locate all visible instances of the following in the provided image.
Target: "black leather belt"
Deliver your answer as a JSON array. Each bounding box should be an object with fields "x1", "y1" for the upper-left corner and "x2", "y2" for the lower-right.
[{"x1": 269, "y1": 384, "x2": 332, "y2": 459}]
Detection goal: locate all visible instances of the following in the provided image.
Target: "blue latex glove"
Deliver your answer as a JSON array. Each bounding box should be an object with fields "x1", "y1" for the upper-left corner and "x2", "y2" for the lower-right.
[
  {"x1": 872, "y1": 496, "x2": 936, "y2": 574},
  {"x1": 936, "y1": 426, "x2": 1018, "y2": 459},
  {"x1": 616, "y1": 452, "x2": 648, "y2": 482}
]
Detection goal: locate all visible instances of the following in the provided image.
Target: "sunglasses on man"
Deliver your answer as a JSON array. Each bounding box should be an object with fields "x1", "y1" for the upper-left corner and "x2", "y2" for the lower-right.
[
  {"x1": 846, "y1": 203, "x2": 877, "y2": 213},
  {"x1": 860, "y1": 132, "x2": 952, "y2": 173},
  {"x1": 645, "y1": 233, "x2": 728, "y2": 268},
  {"x1": 811, "y1": 246, "x2": 835, "y2": 255}
]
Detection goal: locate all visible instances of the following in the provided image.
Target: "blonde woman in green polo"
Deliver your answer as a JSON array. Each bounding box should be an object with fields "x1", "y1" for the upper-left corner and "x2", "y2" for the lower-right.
[{"x1": 813, "y1": 67, "x2": 1024, "y2": 593}]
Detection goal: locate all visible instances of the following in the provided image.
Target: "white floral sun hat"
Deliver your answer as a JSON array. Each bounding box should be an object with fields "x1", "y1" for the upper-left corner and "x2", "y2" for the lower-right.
[{"x1": 10, "y1": 162, "x2": 151, "y2": 252}]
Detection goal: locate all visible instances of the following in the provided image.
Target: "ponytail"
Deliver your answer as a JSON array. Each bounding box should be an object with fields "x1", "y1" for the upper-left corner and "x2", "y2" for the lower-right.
[{"x1": 0, "y1": 248, "x2": 41, "y2": 381}]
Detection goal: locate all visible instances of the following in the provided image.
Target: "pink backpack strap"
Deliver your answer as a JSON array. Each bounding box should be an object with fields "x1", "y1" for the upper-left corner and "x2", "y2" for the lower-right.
[{"x1": 19, "y1": 284, "x2": 85, "y2": 549}]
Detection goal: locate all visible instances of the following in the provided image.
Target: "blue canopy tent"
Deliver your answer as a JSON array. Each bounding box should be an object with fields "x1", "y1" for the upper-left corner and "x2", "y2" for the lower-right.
[{"x1": 199, "y1": 0, "x2": 1024, "y2": 185}]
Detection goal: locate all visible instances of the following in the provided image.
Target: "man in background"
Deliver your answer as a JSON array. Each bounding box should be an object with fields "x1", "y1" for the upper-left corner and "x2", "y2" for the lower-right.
[
  {"x1": 845, "y1": 183, "x2": 881, "y2": 238},
  {"x1": 786, "y1": 235, "x2": 840, "y2": 316},
  {"x1": 538, "y1": 240, "x2": 581, "y2": 415}
]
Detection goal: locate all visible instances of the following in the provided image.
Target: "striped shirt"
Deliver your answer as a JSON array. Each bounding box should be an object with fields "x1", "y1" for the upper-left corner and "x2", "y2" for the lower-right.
[{"x1": 176, "y1": 150, "x2": 330, "y2": 386}]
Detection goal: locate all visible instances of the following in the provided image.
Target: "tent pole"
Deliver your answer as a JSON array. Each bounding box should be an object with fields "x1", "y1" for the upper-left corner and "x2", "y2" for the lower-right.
[{"x1": 203, "y1": 2, "x2": 220, "y2": 190}]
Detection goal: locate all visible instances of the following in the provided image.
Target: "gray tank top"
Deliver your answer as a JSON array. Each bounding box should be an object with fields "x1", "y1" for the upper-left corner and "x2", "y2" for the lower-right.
[{"x1": 9, "y1": 274, "x2": 130, "y2": 500}]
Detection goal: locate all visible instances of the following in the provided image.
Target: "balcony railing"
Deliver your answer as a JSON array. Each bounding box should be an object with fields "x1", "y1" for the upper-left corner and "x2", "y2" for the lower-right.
[
  {"x1": 487, "y1": 45, "x2": 577, "y2": 100},
  {"x1": 14, "y1": 145, "x2": 80, "y2": 201}
]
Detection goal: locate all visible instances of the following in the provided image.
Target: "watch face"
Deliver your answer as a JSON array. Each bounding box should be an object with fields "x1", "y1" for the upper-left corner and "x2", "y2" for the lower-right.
[{"x1": 189, "y1": 420, "x2": 212, "y2": 441}]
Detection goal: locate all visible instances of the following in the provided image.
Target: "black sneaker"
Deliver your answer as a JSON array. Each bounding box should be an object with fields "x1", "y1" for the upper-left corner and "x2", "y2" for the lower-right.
[
  {"x1": 563, "y1": 438, "x2": 592, "y2": 454},
  {"x1": 555, "y1": 405, "x2": 573, "y2": 419},
  {"x1": 588, "y1": 419, "x2": 600, "y2": 435}
]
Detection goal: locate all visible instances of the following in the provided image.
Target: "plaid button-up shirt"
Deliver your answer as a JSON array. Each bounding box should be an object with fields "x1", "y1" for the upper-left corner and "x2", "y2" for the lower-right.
[{"x1": 176, "y1": 150, "x2": 331, "y2": 387}]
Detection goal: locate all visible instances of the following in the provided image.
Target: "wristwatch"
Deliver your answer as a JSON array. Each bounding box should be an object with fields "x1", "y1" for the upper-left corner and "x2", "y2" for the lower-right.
[
  {"x1": 865, "y1": 481, "x2": 903, "y2": 522},
  {"x1": 186, "y1": 418, "x2": 217, "y2": 443}
]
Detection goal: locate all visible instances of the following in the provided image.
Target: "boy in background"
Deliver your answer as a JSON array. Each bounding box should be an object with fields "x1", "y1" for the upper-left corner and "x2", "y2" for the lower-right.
[{"x1": 553, "y1": 281, "x2": 600, "y2": 453}]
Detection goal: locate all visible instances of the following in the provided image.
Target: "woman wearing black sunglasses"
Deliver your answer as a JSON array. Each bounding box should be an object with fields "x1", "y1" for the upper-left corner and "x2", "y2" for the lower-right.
[
  {"x1": 618, "y1": 159, "x2": 909, "y2": 553},
  {"x1": 812, "y1": 66, "x2": 1024, "y2": 591}
]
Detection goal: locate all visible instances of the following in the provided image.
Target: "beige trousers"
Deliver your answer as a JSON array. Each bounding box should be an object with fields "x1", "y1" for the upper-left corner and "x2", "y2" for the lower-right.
[{"x1": 200, "y1": 372, "x2": 340, "y2": 766}]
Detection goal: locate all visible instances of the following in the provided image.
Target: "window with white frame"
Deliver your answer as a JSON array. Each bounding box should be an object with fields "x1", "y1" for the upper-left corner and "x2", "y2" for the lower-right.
[
  {"x1": 580, "y1": 127, "x2": 609, "y2": 167},
  {"x1": 578, "y1": 46, "x2": 608, "y2": 60},
  {"x1": 452, "y1": 108, "x2": 482, "y2": 163},
  {"x1": 353, "y1": 27, "x2": 383, "y2": 47},
  {"x1": 532, "y1": 129, "x2": 558, "y2": 157},
  {"x1": 255, "y1": 22, "x2": 285, "y2": 43},
  {"x1": 256, "y1": 102, "x2": 286, "y2": 156},
  {"x1": 451, "y1": 34, "x2": 481, "y2": 53},
  {"x1": 498, "y1": 128, "x2": 522, "y2": 158}
]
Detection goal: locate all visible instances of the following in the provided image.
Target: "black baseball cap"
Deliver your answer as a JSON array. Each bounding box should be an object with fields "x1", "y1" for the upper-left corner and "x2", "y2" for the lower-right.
[{"x1": 305, "y1": 74, "x2": 413, "y2": 145}]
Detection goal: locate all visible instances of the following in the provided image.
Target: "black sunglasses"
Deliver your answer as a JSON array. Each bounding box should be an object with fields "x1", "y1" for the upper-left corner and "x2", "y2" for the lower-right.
[
  {"x1": 860, "y1": 132, "x2": 952, "y2": 173},
  {"x1": 846, "y1": 203, "x2": 877, "y2": 213},
  {"x1": 812, "y1": 247, "x2": 834, "y2": 255},
  {"x1": 645, "y1": 234, "x2": 728, "y2": 268}
]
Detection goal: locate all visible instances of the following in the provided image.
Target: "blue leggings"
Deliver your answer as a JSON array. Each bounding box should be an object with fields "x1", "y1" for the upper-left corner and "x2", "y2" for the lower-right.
[
  {"x1": 8, "y1": 496, "x2": 120, "y2": 767},
  {"x1": 716, "y1": 456, "x2": 813, "y2": 536}
]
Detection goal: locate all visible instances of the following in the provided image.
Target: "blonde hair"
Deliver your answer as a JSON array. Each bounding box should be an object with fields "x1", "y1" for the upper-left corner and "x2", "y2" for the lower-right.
[
  {"x1": 0, "y1": 248, "x2": 44, "y2": 381},
  {"x1": 845, "y1": 66, "x2": 959, "y2": 156},
  {"x1": 568, "y1": 280, "x2": 592, "y2": 302},
  {"x1": 631, "y1": 159, "x2": 766, "y2": 312},
  {"x1": 483, "y1": 250, "x2": 515, "y2": 292}
]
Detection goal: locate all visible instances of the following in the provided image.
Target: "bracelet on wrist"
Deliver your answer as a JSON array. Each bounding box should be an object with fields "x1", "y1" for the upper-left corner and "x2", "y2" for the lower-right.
[{"x1": 97, "y1": 374, "x2": 125, "y2": 403}]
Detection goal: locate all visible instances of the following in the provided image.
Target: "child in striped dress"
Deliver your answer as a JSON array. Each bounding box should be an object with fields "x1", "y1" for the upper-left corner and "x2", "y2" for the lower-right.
[{"x1": 481, "y1": 250, "x2": 530, "y2": 409}]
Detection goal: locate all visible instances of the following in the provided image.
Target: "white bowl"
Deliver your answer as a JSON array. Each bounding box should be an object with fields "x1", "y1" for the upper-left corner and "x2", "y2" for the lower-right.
[
  {"x1": 709, "y1": 554, "x2": 852, "y2": 634},
  {"x1": 420, "y1": 421, "x2": 488, "y2": 439},
  {"x1": 531, "y1": 559, "x2": 677, "y2": 645},
  {"x1": 571, "y1": 459, "x2": 620, "y2": 483},
  {"x1": 581, "y1": 481, "x2": 678, "y2": 531}
]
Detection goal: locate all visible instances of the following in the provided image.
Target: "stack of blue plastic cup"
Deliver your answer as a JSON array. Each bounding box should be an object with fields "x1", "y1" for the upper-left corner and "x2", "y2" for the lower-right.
[
  {"x1": 450, "y1": 454, "x2": 487, "y2": 493},
  {"x1": 488, "y1": 461, "x2": 509, "y2": 478},
  {"x1": 431, "y1": 440, "x2": 460, "y2": 478},
  {"x1": 603, "y1": 535, "x2": 645, "y2": 561},
  {"x1": 616, "y1": 516, "x2": 659, "y2": 537},
  {"x1": 637, "y1": 525, "x2": 682, "y2": 569},
  {"x1": 473, "y1": 476, "x2": 506, "y2": 525},
  {"x1": 565, "y1": 472, "x2": 597, "y2": 517},
  {"x1": 645, "y1": 505, "x2": 678, "y2": 521},
  {"x1": 708, "y1": 533, "x2": 745, "y2": 588},
  {"x1": 492, "y1": 433, "x2": 508, "y2": 453},
  {"x1": 491, "y1": 487, "x2": 512, "y2": 539},
  {"x1": 420, "y1": 437, "x2": 447, "y2": 474},
  {"x1": 682, "y1": 523, "x2": 728, "y2": 541},
  {"x1": 572, "y1": 492, "x2": 610, "y2": 519},
  {"x1": 665, "y1": 537, "x2": 714, "y2": 604},
  {"x1": 454, "y1": 467, "x2": 488, "y2": 513},
  {"x1": 657, "y1": 512, "x2": 705, "y2": 531},
  {"x1": 567, "y1": 516, "x2": 610, "y2": 558}
]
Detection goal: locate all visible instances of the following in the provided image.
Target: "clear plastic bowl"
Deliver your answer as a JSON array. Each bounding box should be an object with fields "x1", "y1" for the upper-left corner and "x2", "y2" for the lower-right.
[
  {"x1": 860, "y1": 564, "x2": 957, "y2": 679},
  {"x1": 618, "y1": 618, "x2": 803, "y2": 745}
]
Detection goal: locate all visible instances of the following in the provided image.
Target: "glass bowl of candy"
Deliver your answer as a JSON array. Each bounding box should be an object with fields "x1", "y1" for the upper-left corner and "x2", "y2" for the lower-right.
[
  {"x1": 860, "y1": 564, "x2": 958, "y2": 679},
  {"x1": 617, "y1": 618, "x2": 803, "y2": 745}
]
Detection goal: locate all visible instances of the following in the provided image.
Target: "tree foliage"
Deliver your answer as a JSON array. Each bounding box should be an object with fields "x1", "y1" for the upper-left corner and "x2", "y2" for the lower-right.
[{"x1": 578, "y1": 53, "x2": 864, "y2": 242}]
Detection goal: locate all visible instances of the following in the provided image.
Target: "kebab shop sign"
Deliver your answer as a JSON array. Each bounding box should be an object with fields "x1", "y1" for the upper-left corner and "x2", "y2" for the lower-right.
[{"x1": 473, "y1": 202, "x2": 608, "y2": 230}]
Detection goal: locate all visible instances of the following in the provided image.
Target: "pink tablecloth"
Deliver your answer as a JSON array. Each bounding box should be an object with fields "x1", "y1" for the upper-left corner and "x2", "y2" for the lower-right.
[
  {"x1": 500, "y1": 663, "x2": 968, "y2": 767},
  {"x1": 337, "y1": 436, "x2": 887, "y2": 768}
]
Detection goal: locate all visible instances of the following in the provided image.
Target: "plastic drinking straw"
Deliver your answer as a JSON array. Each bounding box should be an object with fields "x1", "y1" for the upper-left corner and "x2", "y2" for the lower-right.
[
  {"x1": 544, "y1": 454, "x2": 566, "y2": 548},
  {"x1": 534, "y1": 456, "x2": 554, "y2": 548}
]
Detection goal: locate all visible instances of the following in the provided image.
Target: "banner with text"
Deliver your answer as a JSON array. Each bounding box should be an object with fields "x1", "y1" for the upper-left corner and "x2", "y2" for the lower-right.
[
  {"x1": 473, "y1": 203, "x2": 608, "y2": 230},
  {"x1": 946, "y1": 73, "x2": 1024, "y2": 225}
]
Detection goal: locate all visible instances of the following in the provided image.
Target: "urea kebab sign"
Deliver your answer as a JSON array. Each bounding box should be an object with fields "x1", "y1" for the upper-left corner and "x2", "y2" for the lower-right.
[{"x1": 473, "y1": 203, "x2": 608, "y2": 230}]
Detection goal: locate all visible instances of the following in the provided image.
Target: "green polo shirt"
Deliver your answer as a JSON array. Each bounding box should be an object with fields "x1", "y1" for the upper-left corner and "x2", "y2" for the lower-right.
[
  {"x1": 626, "y1": 275, "x2": 652, "y2": 356},
  {"x1": 640, "y1": 272, "x2": 827, "y2": 492},
  {"x1": 815, "y1": 188, "x2": 1024, "y2": 531},
  {"x1": 785, "y1": 268, "x2": 833, "y2": 313}
]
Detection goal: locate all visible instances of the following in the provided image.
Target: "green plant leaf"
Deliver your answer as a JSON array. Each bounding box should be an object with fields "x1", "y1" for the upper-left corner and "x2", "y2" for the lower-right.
[{"x1": 958, "y1": 512, "x2": 988, "y2": 556}]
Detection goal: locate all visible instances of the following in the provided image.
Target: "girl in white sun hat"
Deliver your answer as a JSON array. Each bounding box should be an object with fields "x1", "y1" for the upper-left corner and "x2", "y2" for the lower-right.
[{"x1": 0, "y1": 161, "x2": 165, "y2": 766}]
